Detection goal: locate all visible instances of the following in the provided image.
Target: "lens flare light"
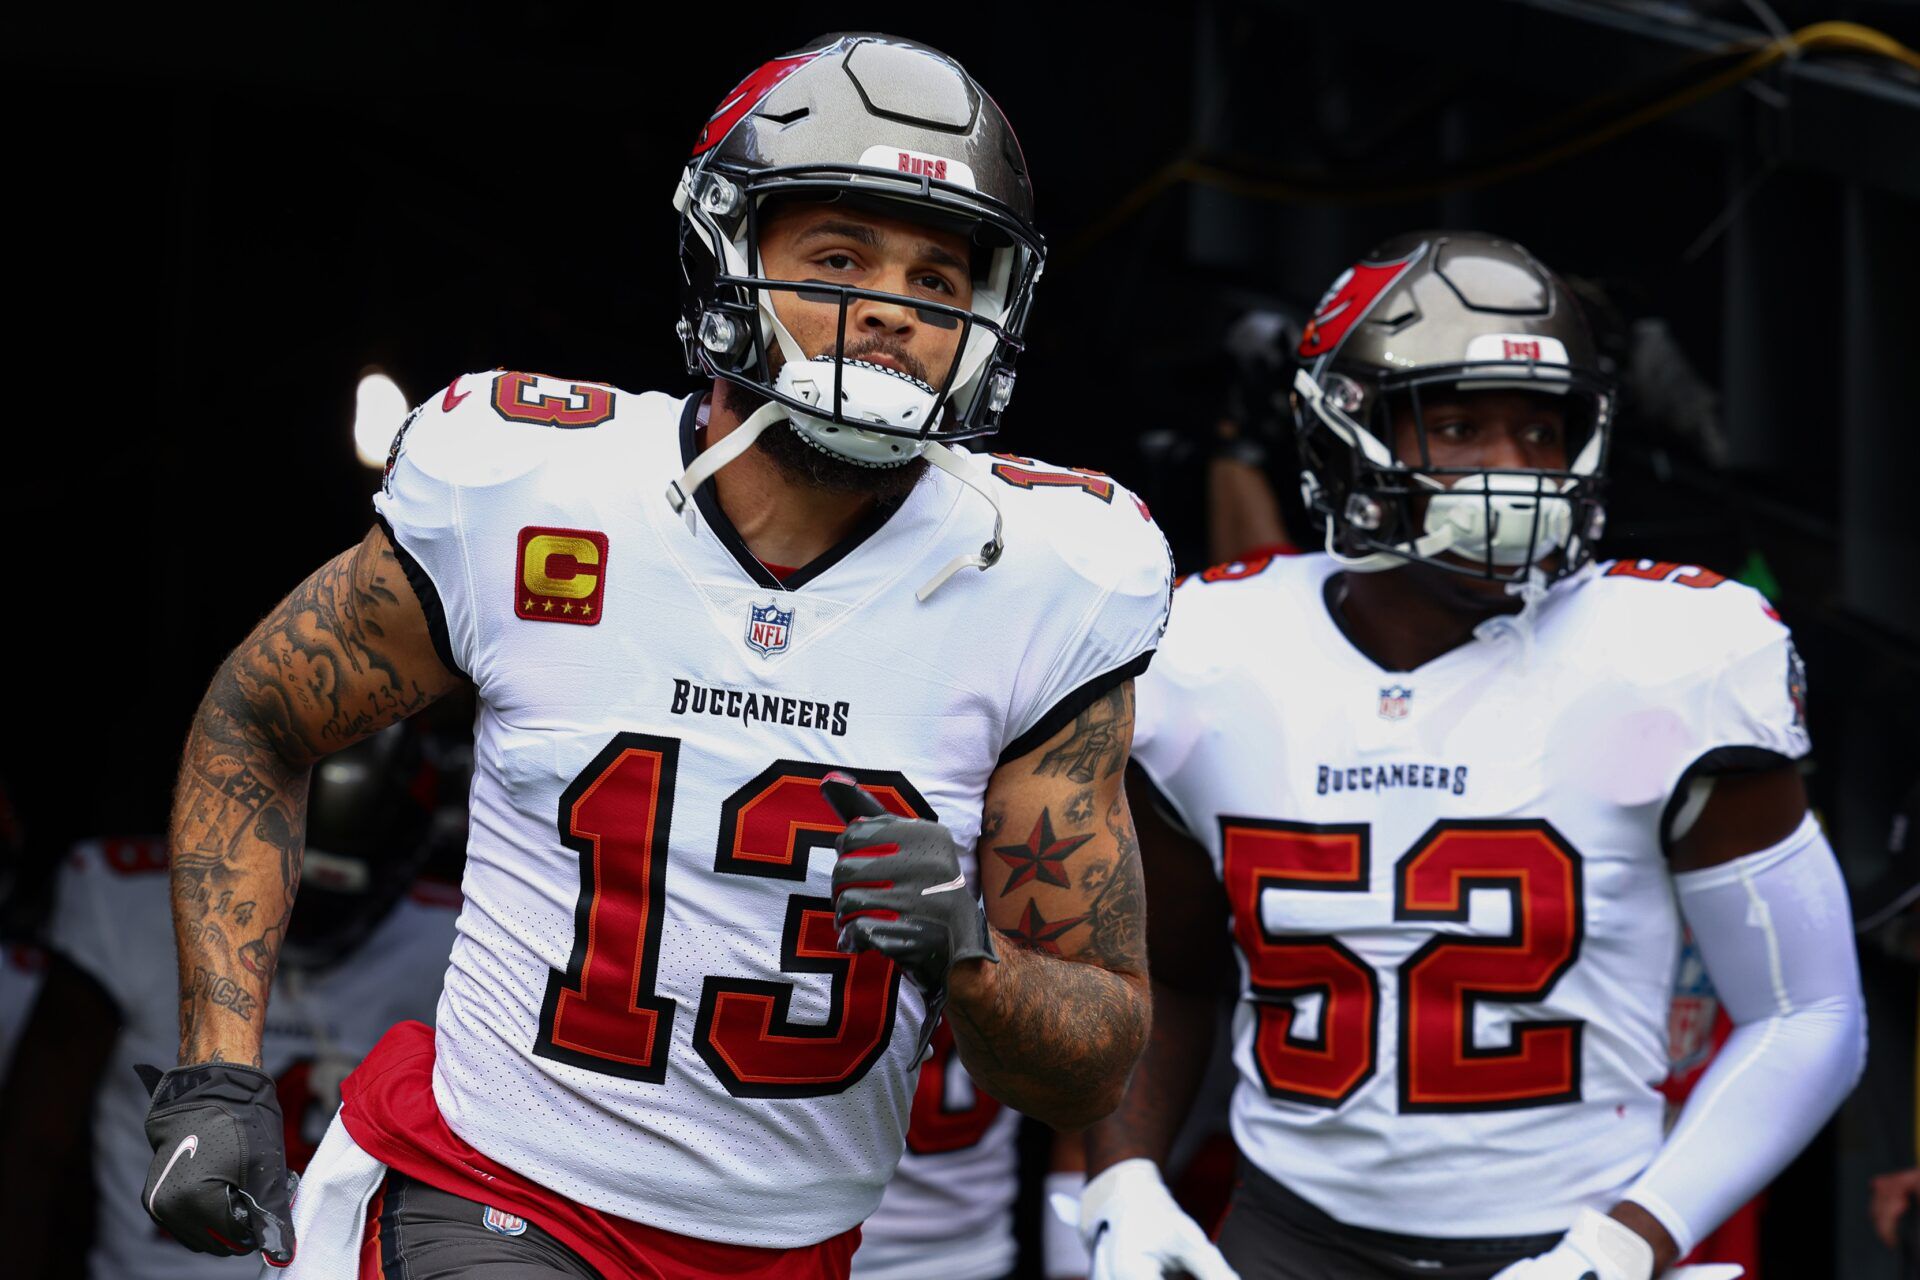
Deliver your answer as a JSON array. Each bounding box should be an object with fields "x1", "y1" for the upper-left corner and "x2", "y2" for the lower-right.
[{"x1": 353, "y1": 371, "x2": 409, "y2": 469}]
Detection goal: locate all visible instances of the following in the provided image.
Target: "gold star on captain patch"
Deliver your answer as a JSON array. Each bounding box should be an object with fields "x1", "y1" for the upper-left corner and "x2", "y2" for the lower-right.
[
  {"x1": 542, "y1": 600, "x2": 554, "y2": 612},
  {"x1": 523, "y1": 598, "x2": 535, "y2": 611},
  {"x1": 581, "y1": 602, "x2": 593, "y2": 615},
  {"x1": 561, "y1": 601, "x2": 574, "y2": 614}
]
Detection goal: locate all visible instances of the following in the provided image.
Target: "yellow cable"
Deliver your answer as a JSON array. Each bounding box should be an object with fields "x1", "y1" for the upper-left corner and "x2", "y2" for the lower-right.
[{"x1": 1065, "y1": 20, "x2": 1920, "y2": 258}]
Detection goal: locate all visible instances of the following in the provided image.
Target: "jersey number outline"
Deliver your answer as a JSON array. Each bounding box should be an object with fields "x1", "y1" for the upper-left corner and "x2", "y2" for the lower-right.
[
  {"x1": 987, "y1": 452, "x2": 1115, "y2": 502},
  {"x1": 535, "y1": 735, "x2": 934, "y2": 1098},
  {"x1": 491, "y1": 371, "x2": 616, "y2": 428},
  {"x1": 1221, "y1": 817, "x2": 1584, "y2": 1113}
]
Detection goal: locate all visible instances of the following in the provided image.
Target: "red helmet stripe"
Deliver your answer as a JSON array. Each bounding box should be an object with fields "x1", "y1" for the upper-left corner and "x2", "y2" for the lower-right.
[
  {"x1": 692, "y1": 49, "x2": 829, "y2": 157},
  {"x1": 1298, "y1": 249, "x2": 1423, "y2": 360}
]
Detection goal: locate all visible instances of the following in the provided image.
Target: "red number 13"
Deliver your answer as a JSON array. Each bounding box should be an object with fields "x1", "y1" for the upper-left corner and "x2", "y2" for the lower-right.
[{"x1": 536, "y1": 735, "x2": 936, "y2": 1098}]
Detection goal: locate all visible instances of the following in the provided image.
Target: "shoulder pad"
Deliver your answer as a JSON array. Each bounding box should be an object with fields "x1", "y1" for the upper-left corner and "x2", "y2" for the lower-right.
[
  {"x1": 982, "y1": 451, "x2": 1170, "y2": 599},
  {"x1": 1596, "y1": 559, "x2": 1737, "y2": 593},
  {"x1": 1175, "y1": 553, "x2": 1287, "y2": 591},
  {"x1": 384, "y1": 371, "x2": 630, "y2": 493},
  {"x1": 1583, "y1": 560, "x2": 1790, "y2": 664}
]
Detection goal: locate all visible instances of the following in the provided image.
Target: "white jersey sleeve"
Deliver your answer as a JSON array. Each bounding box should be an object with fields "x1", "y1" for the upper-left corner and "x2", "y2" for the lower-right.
[
  {"x1": 1129, "y1": 559, "x2": 1264, "y2": 834},
  {"x1": 987, "y1": 456, "x2": 1173, "y2": 763},
  {"x1": 372, "y1": 371, "x2": 596, "y2": 679},
  {"x1": 1590, "y1": 562, "x2": 1810, "y2": 819}
]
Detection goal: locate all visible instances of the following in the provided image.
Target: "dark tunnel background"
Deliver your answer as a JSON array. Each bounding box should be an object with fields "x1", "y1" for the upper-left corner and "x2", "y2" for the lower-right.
[{"x1": 5, "y1": 2, "x2": 1920, "y2": 1273}]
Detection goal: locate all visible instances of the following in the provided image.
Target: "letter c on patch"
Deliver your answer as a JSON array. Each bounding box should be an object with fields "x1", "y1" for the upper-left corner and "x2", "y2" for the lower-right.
[{"x1": 524, "y1": 534, "x2": 600, "y2": 598}]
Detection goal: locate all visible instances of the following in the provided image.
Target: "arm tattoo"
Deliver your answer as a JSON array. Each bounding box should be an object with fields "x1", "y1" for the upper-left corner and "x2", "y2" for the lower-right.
[
  {"x1": 1076, "y1": 794, "x2": 1147, "y2": 971},
  {"x1": 1006, "y1": 899, "x2": 1088, "y2": 953},
  {"x1": 992, "y1": 808, "x2": 1094, "y2": 896},
  {"x1": 944, "y1": 939, "x2": 1149, "y2": 1128},
  {"x1": 169, "y1": 530, "x2": 450, "y2": 1064},
  {"x1": 1035, "y1": 683, "x2": 1132, "y2": 784},
  {"x1": 953, "y1": 680, "x2": 1150, "y2": 1127}
]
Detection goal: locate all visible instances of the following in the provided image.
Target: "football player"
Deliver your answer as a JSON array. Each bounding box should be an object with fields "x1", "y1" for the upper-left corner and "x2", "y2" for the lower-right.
[
  {"x1": 853, "y1": 1020, "x2": 1020, "y2": 1280},
  {"x1": 1076, "y1": 232, "x2": 1865, "y2": 1280},
  {"x1": 0, "y1": 726, "x2": 457, "y2": 1279},
  {"x1": 143, "y1": 33, "x2": 1171, "y2": 1279}
]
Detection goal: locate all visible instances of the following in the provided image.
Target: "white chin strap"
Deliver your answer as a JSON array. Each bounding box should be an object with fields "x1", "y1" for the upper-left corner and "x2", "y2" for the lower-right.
[
  {"x1": 663, "y1": 399, "x2": 1005, "y2": 602},
  {"x1": 665, "y1": 400, "x2": 788, "y2": 527},
  {"x1": 1331, "y1": 472, "x2": 1573, "y2": 574},
  {"x1": 915, "y1": 443, "x2": 1005, "y2": 601}
]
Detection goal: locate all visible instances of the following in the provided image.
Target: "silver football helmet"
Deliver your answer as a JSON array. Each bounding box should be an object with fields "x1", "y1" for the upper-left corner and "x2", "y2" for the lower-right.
[
  {"x1": 674, "y1": 33, "x2": 1044, "y2": 469},
  {"x1": 1291, "y1": 231, "x2": 1615, "y2": 583}
]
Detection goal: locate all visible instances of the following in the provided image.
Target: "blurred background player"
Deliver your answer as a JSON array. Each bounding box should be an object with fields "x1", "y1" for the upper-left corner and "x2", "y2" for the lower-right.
[
  {"x1": 0, "y1": 778, "x2": 42, "y2": 1078},
  {"x1": 1078, "y1": 231, "x2": 1865, "y2": 1280},
  {"x1": 853, "y1": 1022, "x2": 1020, "y2": 1280},
  {"x1": 0, "y1": 724, "x2": 461, "y2": 1279},
  {"x1": 852, "y1": 816, "x2": 1020, "y2": 1280},
  {"x1": 143, "y1": 32, "x2": 1169, "y2": 1279}
]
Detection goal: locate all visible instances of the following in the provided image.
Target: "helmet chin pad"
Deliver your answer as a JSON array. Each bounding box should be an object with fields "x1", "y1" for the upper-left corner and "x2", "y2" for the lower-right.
[
  {"x1": 1422, "y1": 471, "x2": 1573, "y2": 567},
  {"x1": 777, "y1": 355, "x2": 936, "y2": 466}
]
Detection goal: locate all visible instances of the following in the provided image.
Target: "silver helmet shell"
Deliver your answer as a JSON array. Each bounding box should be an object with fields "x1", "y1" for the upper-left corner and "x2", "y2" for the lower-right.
[
  {"x1": 676, "y1": 33, "x2": 1045, "y2": 466},
  {"x1": 1291, "y1": 230, "x2": 1616, "y2": 582}
]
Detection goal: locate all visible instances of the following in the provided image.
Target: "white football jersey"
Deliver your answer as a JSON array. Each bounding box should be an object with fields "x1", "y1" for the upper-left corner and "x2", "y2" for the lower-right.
[
  {"x1": 373, "y1": 373, "x2": 1170, "y2": 1247},
  {"x1": 854, "y1": 1019, "x2": 1020, "y2": 1280},
  {"x1": 1132, "y1": 552, "x2": 1808, "y2": 1239},
  {"x1": 46, "y1": 837, "x2": 457, "y2": 1280}
]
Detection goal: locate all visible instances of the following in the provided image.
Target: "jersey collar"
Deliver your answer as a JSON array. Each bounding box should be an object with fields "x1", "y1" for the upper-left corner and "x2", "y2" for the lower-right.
[{"x1": 676, "y1": 393, "x2": 906, "y2": 592}]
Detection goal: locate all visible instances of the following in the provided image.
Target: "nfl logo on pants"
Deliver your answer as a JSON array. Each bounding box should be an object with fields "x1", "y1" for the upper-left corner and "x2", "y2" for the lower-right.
[
  {"x1": 746, "y1": 600, "x2": 794, "y2": 657},
  {"x1": 482, "y1": 1206, "x2": 528, "y2": 1237}
]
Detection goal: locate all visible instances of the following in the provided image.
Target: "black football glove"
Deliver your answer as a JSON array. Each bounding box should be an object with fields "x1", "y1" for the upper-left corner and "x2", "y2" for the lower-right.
[
  {"x1": 823, "y1": 774, "x2": 998, "y2": 996},
  {"x1": 137, "y1": 1061, "x2": 296, "y2": 1265}
]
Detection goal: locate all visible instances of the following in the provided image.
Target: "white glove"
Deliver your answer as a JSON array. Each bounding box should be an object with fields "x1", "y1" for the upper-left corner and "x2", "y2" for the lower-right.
[
  {"x1": 1076, "y1": 1158, "x2": 1238, "y2": 1280},
  {"x1": 1490, "y1": 1209, "x2": 1654, "y2": 1280},
  {"x1": 1044, "y1": 1172, "x2": 1093, "y2": 1279}
]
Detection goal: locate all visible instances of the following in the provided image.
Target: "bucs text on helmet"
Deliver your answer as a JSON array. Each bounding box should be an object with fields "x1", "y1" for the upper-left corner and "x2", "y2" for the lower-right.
[
  {"x1": 673, "y1": 32, "x2": 1044, "y2": 469},
  {"x1": 1290, "y1": 231, "x2": 1616, "y2": 584}
]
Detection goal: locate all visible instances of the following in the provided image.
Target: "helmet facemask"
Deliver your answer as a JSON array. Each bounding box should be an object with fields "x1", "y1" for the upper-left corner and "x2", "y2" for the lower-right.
[
  {"x1": 677, "y1": 165, "x2": 1042, "y2": 467},
  {"x1": 1295, "y1": 360, "x2": 1613, "y2": 584}
]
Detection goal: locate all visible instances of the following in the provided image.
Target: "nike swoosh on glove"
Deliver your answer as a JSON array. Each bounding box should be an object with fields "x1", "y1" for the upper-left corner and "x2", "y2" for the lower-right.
[
  {"x1": 1080, "y1": 1158, "x2": 1238, "y2": 1280},
  {"x1": 824, "y1": 777, "x2": 998, "y2": 996},
  {"x1": 1490, "y1": 1208, "x2": 1656, "y2": 1280},
  {"x1": 137, "y1": 1061, "x2": 296, "y2": 1265}
]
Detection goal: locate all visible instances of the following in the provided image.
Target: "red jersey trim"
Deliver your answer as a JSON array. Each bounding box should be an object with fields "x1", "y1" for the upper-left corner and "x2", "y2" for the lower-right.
[{"x1": 339, "y1": 1022, "x2": 860, "y2": 1280}]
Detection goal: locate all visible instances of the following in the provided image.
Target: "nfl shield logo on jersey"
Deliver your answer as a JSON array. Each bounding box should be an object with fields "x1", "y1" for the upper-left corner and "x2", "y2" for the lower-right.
[
  {"x1": 1378, "y1": 684, "x2": 1413, "y2": 721},
  {"x1": 746, "y1": 600, "x2": 794, "y2": 658},
  {"x1": 482, "y1": 1206, "x2": 528, "y2": 1237}
]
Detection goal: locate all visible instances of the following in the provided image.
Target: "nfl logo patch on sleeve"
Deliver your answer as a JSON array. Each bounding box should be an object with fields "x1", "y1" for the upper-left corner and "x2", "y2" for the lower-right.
[
  {"x1": 516, "y1": 527, "x2": 608, "y2": 625},
  {"x1": 745, "y1": 600, "x2": 794, "y2": 657}
]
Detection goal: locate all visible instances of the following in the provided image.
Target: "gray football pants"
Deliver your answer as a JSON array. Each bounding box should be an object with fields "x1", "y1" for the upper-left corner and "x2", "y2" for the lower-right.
[
  {"x1": 367, "y1": 1172, "x2": 601, "y2": 1279},
  {"x1": 1215, "y1": 1158, "x2": 1565, "y2": 1280}
]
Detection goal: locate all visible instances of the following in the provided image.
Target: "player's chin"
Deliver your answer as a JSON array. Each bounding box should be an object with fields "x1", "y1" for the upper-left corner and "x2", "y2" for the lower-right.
[{"x1": 757, "y1": 420, "x2": 928, "y2": 501}]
